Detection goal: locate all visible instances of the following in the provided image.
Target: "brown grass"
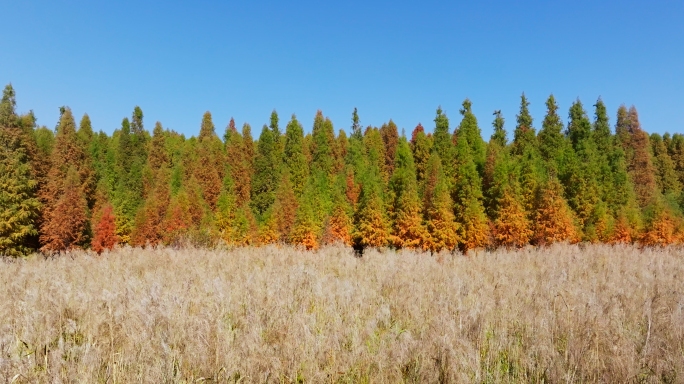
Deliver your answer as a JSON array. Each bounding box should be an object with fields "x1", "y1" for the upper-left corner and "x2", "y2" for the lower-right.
[{"x1": 1, "y1": 244, "x2": 683, "y2": 383}]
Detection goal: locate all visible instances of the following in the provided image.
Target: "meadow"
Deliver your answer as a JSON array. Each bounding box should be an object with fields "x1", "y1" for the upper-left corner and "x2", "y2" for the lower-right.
[{"x1": 0, "y1": 244, "x2": 682, "y2": 383}]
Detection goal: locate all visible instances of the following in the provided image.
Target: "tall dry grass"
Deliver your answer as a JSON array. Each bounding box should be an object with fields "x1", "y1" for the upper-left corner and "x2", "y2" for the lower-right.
[{"x1": 0, "y1": 244, "x2": 683, "y2": 383}]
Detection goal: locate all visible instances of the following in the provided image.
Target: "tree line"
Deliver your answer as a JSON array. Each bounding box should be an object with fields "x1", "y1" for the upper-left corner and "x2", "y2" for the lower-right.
[{"x1": 1, "y1": 84, "x2": 681, "y2": 256}]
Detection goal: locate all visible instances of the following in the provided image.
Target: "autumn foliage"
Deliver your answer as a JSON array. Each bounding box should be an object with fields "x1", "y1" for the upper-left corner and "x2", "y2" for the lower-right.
[
  {"x1": 4, "y1": 83, "x2": 684, "y2": 256},
  {"x1": 92, "y1": 204, "x2": 118, "y2": 254}
]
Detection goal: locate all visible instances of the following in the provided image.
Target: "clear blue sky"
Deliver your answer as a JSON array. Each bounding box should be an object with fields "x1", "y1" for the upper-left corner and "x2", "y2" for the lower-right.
[{"x1": 1, "y1": 1, "x2": 682, "y2": 139}]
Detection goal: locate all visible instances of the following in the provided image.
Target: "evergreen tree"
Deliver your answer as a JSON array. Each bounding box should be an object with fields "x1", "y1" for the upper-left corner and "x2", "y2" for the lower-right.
[
  {"x1": 537, "y1": 94, "x2": 569, "y2": 174},
  {"x1": 432, "y1": 106, "x2": 454, "y2": 178},
  {"x1": 452, "y1": 131, "x2": 489, "y2": 251},
  {"x1": 491, "y1": 110, "x2": 507, "y2": 147},
  {"x1": 311, "y1": 110, "x2": 335, "y2": 176},
  {"x1": 364, "y1": 126, "x2": 387, "y2": 184},
  {"x1": 669, "y1": 134, "x2": 684, "y2": 189},
  {"x1": 650, "y1": 133, "x2": 681, "y2": 196},
  {"x1": 242, "y1": 123, "x2": 254, "y2": 176},
  {"x1": 77, "y1": 113, "x2": 94, "y2": 146},
  {"x1": 333, "y1": 129, "x2": 348, "y2": 175},
  {"x1": 455, "y1": 99, "x2": 486, "y2": 174},
  {"x1": 346, "y1": 108, "x2": 367, "y2": 179},
  {"x1": 512, "y1": 93, "x2": 537, "y2": 156},
  {"x1": 251, "y1": 124, "x2": 279, "y2": 217},
  {"x1": 564, "y1": 100, "x2": 600, "y2": 230},
  {"x1": 482, "y1": 139, "x2": 514, "y2": 219},
  {"x1": 592, "y1": 98, "x2": 612, "y2": 155},
  {"x1": 410, "y1": 123, "x2": 432, "y2": 188},
  {"x1": 0, "y1": 85, "x2": 41, "y2": 256},
  {"x1": 270, "y1": 109, "x2": 283, "y2": 158},
  {"x1": 284, "y1": 114, "x2": 309, "y2": 197}
]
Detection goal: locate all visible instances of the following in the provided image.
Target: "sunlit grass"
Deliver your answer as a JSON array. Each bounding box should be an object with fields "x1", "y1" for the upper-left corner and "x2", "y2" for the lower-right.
[{"x1": 1, "y1": 244, "x2": 683, "y2": 382}]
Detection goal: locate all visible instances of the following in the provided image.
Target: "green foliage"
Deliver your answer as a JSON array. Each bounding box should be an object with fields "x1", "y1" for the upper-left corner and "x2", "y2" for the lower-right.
[
  {"x1": 490, "y1": 110, "x2": 507, "y2": 147},
  {"x1": 0, "y1": 101, "x2": 41, "y2": 256},
  {"x1": 251, "y1": 124, "x2": 279, "y2": 217},
  {"x1": 563, "y1": 100, "x2": 601, "y2": 229},
  {"x1": 455, "y1": 99, "x2": 486, "y2": 174},
  {"x1": 311, "y1": 110, "x2": 335, "y2": 176},
  {"x1": 537, "y1": 95, "x2": 569, "y2": 175},
  {"x1": 410, "y1": 124, "x2": 432, "y2": 190},
  {"x1": 284, "y1": 114, "x2": 309, "y2": 197},
  {"x1": 651, "y1": 133, "x2": 681, "y2": 196},
  {"x1": 432, "y1": 106, "x2": 454, "y2": 178},
  {"x1": 512, "y1": 93, "x2": 537, "y2": 156}
]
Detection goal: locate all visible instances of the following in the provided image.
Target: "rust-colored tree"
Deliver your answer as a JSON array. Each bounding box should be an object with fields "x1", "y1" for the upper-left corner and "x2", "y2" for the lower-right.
[
  {"x1": 616, "y1": 106, "x2": 657, "y2": 207},
  {"x1": 91, "y1": 204, "x2": 118, "y2": 254},
  {"x1": 344, "y1": 166, "x2": 360, "y2": 207},
  {"x1": 40, "y1": 167, "x2": 88, "y2": 253},
  {"x1": 492, "y1": 187, "x2": 532, "y2": 248},
  {"x1": 132, "y1": 170, "x2": 171, "y2": 247},
  {"x1": 532, "y1": 178, "x2": 578, "y2": 245},
  {"x1": 224, "y1": 118, "x2": 252, "y2": 205},
  {"x1": 41, "y1": 108, "x2": 94, "y2": 251},
  {"x1": 322, "y1": 202, "x2": 353, "y2": 246},
  {"x1": 380, "y1": 120, "x2": 399, "y2": 179},
  {"x1": 195, "y1": 112, "x2": 224, "y2": 209},
  {"x1": 162, "y1": 190, "x2": 192, "y2": 246},
  {"x1": 273, "y1": 170, "x2": 299, "y2": 241}
]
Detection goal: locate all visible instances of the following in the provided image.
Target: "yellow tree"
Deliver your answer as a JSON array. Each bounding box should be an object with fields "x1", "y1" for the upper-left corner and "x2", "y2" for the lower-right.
[
  {"x1": 423, "y1": 153, "x2": 460, "y2": 252},
  {"x1": 492, "y1": 187, "x2": 532, "y2": 248},
  {"x1": 533, "y1": 178, "x2": 578, "y2": 245}
]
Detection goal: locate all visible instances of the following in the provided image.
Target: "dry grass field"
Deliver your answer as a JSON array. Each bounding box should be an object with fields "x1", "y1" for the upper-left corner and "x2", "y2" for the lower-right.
[{"x1": 0, "y1": 244, "x2": 683, "y2": 383}]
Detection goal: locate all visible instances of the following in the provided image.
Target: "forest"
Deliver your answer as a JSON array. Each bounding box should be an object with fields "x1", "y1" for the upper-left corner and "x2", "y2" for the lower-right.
[{"x1": 1, "y1": 83, "x2": 683, "y2": 256}]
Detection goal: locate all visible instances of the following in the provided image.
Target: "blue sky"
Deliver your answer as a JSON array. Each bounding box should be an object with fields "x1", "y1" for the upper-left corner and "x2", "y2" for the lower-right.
[{"x1": 1, "y1": 1, "x2": 682, "y2": 139}]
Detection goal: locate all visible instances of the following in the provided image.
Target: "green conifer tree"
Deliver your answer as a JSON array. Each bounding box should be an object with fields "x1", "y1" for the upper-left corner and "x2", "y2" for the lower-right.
[
  {"x1": 410, "y1": 124, "x2": 432, "y2": 189},
  {"x1": 650, "y1": 133, "x2": 682, "y2": 196},
  {"x1": 432, "y1": 106, "x2": 454, "y2": 178},
  {"x1": 251, "y1": 124, "x2": 279, "y2": 217},
  {"x1": 284, "y1": 114, "x2": 309, "y2": 197},
  {"x1": 0, "y1": 85, "x2": 41, "y2": 256},
  {"x1": 512, "y1": 93, "x2": 537, "y2": 156},
  {"x1": 455, "y1": 99, "x2": 486, "y2": 174}
]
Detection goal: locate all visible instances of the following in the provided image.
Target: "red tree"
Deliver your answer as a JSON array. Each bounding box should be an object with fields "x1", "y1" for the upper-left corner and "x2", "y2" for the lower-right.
[{"x1": 92, "y1": 204, "x2": 119, "y2": 254}]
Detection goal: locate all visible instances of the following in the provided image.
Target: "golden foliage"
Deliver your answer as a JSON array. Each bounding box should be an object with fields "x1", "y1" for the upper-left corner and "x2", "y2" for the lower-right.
[
  {"x1": 533, "y1": 179, "x2": 578, "y2": 245},
  {"x1": 492, "y1": 189, "x2": 532, "y2": 248}
]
